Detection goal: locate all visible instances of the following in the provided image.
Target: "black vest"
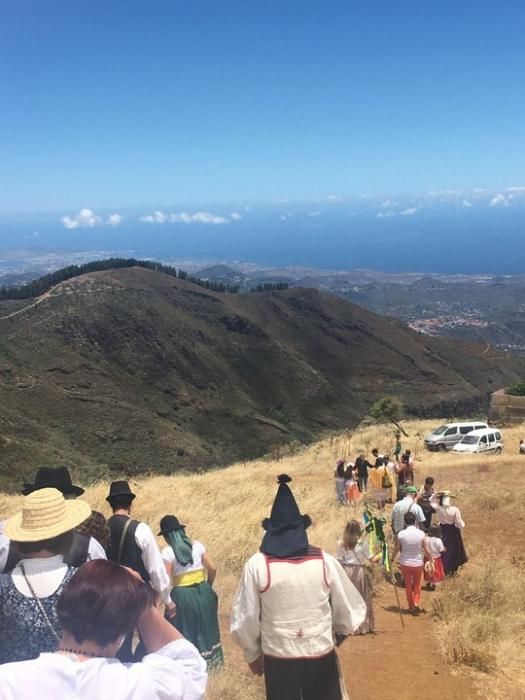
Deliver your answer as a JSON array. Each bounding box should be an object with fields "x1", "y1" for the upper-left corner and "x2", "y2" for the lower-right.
[
  {"x1": 107, "y1": 515, "x2": 150, "y2": 582},
  {"x1": 3, "y1": 530, "x2": 91, "y2": 573}
]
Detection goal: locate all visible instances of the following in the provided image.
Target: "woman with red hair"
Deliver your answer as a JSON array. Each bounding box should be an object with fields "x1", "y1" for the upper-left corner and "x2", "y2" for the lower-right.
[{"x1": 0, "y1": 560, "x2": 207, "y2": 699}]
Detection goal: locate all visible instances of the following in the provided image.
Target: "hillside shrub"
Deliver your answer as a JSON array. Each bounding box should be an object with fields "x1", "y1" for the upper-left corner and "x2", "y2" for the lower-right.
[{"x1": 506, "y1": 381, "x2": 525, "y2": 397}]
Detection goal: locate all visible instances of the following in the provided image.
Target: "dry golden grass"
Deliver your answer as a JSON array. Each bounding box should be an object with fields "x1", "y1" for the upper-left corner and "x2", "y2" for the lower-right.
[{"x1": 1, "y1": 418, "x2": 524, "y2": 698}]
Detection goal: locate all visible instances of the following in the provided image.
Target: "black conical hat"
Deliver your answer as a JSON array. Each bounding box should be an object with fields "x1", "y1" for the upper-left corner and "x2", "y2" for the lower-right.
[
  {"x1": 266, "y1": 474, "x2": 302, "y2": 526},
  {"x1": 260, "y1": 475, "x2": 311, "y2": 558}
]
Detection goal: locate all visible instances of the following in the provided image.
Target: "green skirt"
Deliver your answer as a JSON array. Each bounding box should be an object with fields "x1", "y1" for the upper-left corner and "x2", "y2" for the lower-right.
[{"x1": 169, "y1": 580, "x2": 224, "y2": 670}]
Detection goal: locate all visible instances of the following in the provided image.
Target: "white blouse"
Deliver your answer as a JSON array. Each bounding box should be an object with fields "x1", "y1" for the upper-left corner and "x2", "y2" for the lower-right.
[
  {"x1": 12, "y1": 555, "x2": 69, "y2": 598},
  {"x1": 336, "y1": 540, "x2": 370, "y2": 566},
  {"x1": 430, "y1": 499, "x2": 465, "y2": 529},
  {"x1": 161, "y1": 541, "x2": 206, "y2": 576},
  {"x1": 0, "y1": 640, "x2": 207, "y2": 700}
]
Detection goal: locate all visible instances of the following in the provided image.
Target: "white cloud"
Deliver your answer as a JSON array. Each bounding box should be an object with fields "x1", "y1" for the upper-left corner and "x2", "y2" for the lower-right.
[
  {"x1": 230, "y1": 212, "x2": 242, "y2": 221},
  {"x1": 327, "y1": 194, "x2": 340, "y2": 202},
  {"x1": 61, "y1": 208, "x2": 123, "y2": 230},
  {"x1": 462, "y1": 199, "x2": 473, "y2": 208},
  {"x1": 139, "y1": 210, "x2": 230, "y2": 225},
  {"x1": 489, "y1": 193, "x2": 511, "y2": 207},
  {"x1": 107, "y1": 213, "x2": 123, "y2": 226},
  {"x1": 507, "y1": 186, "x2": 525, "y2": 193},
  {"x1": 400, "y1": 207, "x2": 419, "y2": 216},
  {"x1": 376, "y1": 210, "x2": 395, "y2": 218},
  {"x1": 381, "y1": 199, "x2": 394, "y2": 208},
  {"x1": 139, "y1": 210, "x2": 168, "y2": 223},
  {"x1": 308, "y1": 211, "x2": 321, "y2": 217}
]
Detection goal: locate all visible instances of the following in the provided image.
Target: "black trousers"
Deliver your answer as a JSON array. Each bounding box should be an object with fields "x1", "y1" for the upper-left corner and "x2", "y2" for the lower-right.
[{"x1": 264, "y1": 651, "x2": 342, "y2": 700}]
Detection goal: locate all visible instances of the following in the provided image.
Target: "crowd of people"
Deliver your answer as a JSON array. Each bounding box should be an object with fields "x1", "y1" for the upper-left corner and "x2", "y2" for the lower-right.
[
  {"x1": 333, "y1": 442, "x2": 468, "y2": 619},
  {"x1": 0, "y1": 467, "x2": 218, "y2": 698},
  {"x1": 0, "y1": 445, "x2": 468, "y2": 700}
]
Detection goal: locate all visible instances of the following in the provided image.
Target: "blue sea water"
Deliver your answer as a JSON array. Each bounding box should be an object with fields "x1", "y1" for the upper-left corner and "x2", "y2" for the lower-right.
[{"x1": 0, "y1": 204, "x2": 524, "y2": 275}]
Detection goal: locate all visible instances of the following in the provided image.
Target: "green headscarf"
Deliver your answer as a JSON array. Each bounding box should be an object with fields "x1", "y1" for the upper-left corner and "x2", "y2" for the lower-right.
[{"x1": 166, "y1": 528, "x2": 194, "y2": 566}]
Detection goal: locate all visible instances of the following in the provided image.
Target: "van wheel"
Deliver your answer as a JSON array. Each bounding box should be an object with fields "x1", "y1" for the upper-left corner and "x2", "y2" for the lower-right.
[
  {"x1": 495, "y1": 447, "x2": 502, "y2": 454},
  {"x1": 438, "y1": 444, "x2": 447, "y2": 452}
]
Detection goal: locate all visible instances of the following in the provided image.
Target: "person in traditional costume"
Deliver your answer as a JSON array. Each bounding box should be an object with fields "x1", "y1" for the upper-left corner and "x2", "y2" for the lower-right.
[
  {"x1": 336, "y1": 520, "x2": 379, "y2": 634},
  {"x1": 334, "y1": 460, "x2": 347, "y2": 505},
  {"x1": 231, "y1": 474, "x2": 366, "y2": 700},
  {"x1": 430, "y1": 490, "x2": 467, "y2": 575},
  {"x1": 368, "y1": 454, "x2": 393, "y2": 509},
  {"x1": 105, "y1": 481, "x2": 173, "y2": 661},
  {"x1": 2, "y1": 467, "x2": 106, "y2": 573},
  {"x1": 423, "y1": 524, "x2": 446, "y2": 590},
  {"x1": 344, "y1": 462, "x2": 360, "y2": 507},
  {"x1": 0, "y1": 488, "x2": 91, "y2": 664},
  {"x1": 0, "y1": 560, "x2": 207, "y2": 700},
  {"x1": 159, "y1": 515, "x2": 224, "y2": 670}
]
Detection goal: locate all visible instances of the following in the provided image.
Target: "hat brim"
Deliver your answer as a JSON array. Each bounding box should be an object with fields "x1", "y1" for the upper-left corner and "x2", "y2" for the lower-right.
[
  {"x1": 157, "y1": 523, "x2": 185, "y2": 536},
  {"x1": 22, "y1": 484, "x2": 85, "y2": 497},
  {"x1": 5, "y1": 499, "x2": 91, "y2": 542},
  {"x1": 106, "y1": 493, "x2": 136, "y2": 503},
  {"x1": 260, "y1": 528, "x2": 309, "y2": 558}
]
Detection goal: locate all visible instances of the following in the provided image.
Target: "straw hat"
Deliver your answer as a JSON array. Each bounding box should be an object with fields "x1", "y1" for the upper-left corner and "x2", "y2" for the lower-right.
[
  {"x1": 438, "y1": 489, "x2": 456, "y2": 498},
  {"x1": 5, "y1": 488, "x2": 91, "y2": 542}
]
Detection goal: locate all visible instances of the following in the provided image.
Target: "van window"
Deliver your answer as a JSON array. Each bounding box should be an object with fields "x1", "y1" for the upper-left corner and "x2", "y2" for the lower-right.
[
  {"x1": 444, "y1": 427, "x2": 457, "y2": 436},
  {"x1": 461, "y1": 435, "x2": 479, "y2": 445},
  {"x1": 432, "y1": 425, "x2": 448, "y2": 435},
  {"x1": 488, "y1": 433, "x2": 495, "y2": 443},
  {"x1": 474, "y1": 425, "x2": 486, "y2": 430},
  {"x1": 480, "y1": 435, "x2": 488, "y2": 444},
  {"x1": 495, "y1": 432, "x2": 501, "y2": 440},
  {"x1": 459, "y1": 426, "x2": 473, "y2": 435}
]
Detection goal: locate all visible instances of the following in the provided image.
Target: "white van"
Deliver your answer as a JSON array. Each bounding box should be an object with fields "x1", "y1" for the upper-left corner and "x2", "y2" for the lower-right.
[
  {"x1": 424, "y1": 421, "x2": 488, "y2": 451},
  {"x1": 452, "y1": 428, "x2": 504, "y2": 454}
]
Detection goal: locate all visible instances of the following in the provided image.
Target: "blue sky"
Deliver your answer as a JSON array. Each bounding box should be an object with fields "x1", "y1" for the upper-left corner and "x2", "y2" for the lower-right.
[{"x1": 1, "y1": 0, "x2": 524, "y2": 216}]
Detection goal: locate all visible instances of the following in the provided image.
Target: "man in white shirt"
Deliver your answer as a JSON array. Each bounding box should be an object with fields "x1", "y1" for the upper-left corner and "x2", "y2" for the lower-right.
[
  {"x1": 106, "y1": 480, "x2": 173, "y2": 661},
  {"x1": 231, "y1": 474, "x2": 366, "y2": 700},
  {"x1": 391, "y1": 485, "x2": 426, "y2": 537}
]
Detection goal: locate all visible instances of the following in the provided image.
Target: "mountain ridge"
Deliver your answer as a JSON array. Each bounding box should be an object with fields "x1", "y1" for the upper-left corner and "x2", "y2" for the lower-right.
[{"x1": 0, "y1": 266, "x2": 522, "y2": 488}]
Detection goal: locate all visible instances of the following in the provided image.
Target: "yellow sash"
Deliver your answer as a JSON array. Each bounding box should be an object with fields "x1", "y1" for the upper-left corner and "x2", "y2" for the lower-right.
[{"x1": 172, "y1": 569, "x2": 205, "y2": 587}]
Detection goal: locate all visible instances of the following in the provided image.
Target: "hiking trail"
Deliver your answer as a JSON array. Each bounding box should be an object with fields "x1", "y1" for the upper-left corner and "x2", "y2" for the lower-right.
[{"x1": 339, "y1": 581, "x2": 479, "y2": 700}]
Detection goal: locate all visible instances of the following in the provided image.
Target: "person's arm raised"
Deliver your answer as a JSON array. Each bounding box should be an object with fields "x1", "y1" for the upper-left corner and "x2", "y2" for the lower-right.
[{"x1": 138, "y1": 603, "x2": 185, "y2": 654}]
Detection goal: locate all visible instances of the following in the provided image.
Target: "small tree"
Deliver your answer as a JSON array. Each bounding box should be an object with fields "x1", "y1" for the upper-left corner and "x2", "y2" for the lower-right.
[
  {"x1": 368, "y1": 396, "x2": 409, "y2": 437},
  {"x1": 506, "y1": 381, "x2": 525, "y2": 397}
]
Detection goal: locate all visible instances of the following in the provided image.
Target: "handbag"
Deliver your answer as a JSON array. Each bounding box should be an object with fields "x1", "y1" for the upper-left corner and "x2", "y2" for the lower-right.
[{"x1": 381, "y1": 466, "x2": 393, "y2": 489}]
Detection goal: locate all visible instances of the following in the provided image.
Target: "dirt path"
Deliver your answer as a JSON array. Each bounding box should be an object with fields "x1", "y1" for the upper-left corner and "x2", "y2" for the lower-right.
[
  {"x1": 0, "y1": 285, "x2": 59, "y2": 321},
  {"x1": 339, "y1": 582, "x2": 479, "y2": 700}
]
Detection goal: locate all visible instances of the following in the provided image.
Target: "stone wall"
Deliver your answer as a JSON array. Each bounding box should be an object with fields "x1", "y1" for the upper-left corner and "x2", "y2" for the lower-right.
[{"x1": 489, "y1": 389, "x2": 525, "y2": 424}]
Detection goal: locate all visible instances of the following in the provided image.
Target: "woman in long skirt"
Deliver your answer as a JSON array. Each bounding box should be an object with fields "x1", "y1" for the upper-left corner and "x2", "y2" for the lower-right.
[
  {"x1": 430, "y1": 491, "x2": 467, "y2": 575},
  {"x1": 159, "y1": 514, "x2": 224, "y2": 670},
  {"x1": 334, "y1": 459, "x2": 347, "y2": 504},
  {"x1": 336, "y1": 520, "x2": 377, "y2": 634}
]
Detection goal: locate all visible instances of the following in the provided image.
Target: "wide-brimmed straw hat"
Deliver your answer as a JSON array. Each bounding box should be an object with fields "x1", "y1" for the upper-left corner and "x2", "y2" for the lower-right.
[
  {"x1": 438, "y1": 489, "x2": 456, "y2": 498},
  {"x1": 5, "y1": 487, "x2": 91, "y2": 542}
]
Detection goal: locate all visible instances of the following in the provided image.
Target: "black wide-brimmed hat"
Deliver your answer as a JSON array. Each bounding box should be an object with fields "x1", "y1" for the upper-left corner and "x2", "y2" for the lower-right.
[
  {"x1": 260, "y1": 474, "x2": 311, "y2": 558},
  {"x1": 22, "y1": 467, "x2": 85, "y2": 497},
  {"x1": 106, "y1": 480, "x2": 136, "y2": 503},
  {"x1": 158, "y1": 515, "x2": 186, "y2": 536}
]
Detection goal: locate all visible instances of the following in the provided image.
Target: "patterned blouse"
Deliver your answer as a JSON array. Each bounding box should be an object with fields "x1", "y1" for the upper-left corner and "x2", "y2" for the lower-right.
[{"x1": 0, "y1": 565, "x2": 75, "y2": 664}]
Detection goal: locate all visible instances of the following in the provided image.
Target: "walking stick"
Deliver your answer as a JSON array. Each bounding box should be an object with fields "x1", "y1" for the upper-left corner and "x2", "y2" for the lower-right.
[
  {"x1": 388, "y1": 559, "x2": 405, "y2": 630},
  {"x1": 364, "y1": 510, "x2": 405, "y2": 630}
]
